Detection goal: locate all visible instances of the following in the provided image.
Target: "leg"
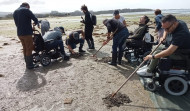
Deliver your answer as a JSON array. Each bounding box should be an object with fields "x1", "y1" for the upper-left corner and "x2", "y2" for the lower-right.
[{"x1": 79, "y1": 38, "x2": 85, "y2": 52}]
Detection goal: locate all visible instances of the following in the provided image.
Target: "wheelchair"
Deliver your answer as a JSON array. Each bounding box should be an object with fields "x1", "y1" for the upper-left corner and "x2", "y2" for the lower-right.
[
  {"x1": 124, "y1": 33, "x2": 156, "y2": 64},
  {"x1": 32, "y1": 30, "x2": 65, "y2": 66},
  {"x1": 142, "y1": 51, "x2": 190, "y2": 96}
]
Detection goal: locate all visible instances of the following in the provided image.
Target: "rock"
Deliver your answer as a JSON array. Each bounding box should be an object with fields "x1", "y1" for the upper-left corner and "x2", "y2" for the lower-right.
[
  {"x1": 3, "y1": 43, "x2": 9, "y2": 46},
  {"x1": 0, "y1": 74, "x2": 4, "y2": 77},
  {"x1": 64, "y1": 98, "x2": 73, "y2": 104}
]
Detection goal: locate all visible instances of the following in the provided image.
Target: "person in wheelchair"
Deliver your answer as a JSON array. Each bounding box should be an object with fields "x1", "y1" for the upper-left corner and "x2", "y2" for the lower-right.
[
  {"x1": 43, "y1": 26, "x2": 70, "y2": 60},
  {"x1": 65, "y1": 30, "x2": 86, "y2": 55},
  {"x1": 137, "y1": 14, "x2": 190, "y2": 77},
  {"x1": 125, "y1": 15, "x2": 150, "y2": 48}
]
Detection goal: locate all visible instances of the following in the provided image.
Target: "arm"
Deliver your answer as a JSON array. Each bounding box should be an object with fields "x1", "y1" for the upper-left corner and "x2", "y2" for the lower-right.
[
  {"x1": 67, "y1": 45, "x2": 76, "y2": 54},
  {"x1": 123, "y1": 20, "x2": 127, "y2": 26},
  {"x1": 26, "y1": 9, "x2": 40, "y2": 28},
  {"x1": 144, "y1": 44, "x2": 178, "y2": 61}
]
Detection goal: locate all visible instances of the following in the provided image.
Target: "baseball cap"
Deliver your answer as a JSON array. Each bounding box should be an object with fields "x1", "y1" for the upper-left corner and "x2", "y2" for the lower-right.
[
  {"x1": 113, "y1": 10, "x2": 119, "y2": 16},
  {"x1": 59, "y1": 26, "x2": 65, "y2": 33},
  {"x1": 73, "y1": 32, "x2": 79, "y2": 40}
]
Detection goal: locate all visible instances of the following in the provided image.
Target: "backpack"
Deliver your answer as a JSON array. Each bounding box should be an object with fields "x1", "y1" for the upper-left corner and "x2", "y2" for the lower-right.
[
  {"x1": 90, "y1": 14, "x2": 97, "y2": 25},
  {"x1": 33, "y1": 32, "x2": 45, "y2": 52}
]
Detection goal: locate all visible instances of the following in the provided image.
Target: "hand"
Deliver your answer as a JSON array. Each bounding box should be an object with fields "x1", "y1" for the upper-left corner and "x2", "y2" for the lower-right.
[
  {"x1": 144, "y1": 55, "x2": 152, "y2": 61},
  {"x1": 103, "y1": 39, "x2": 109, "y2": 45},
  {"x1": 159, "y1": 37, "x2": 165, "y2": 44},
  {"x1": 80, "y1": 20, "x2": 84, "y2": 23},
  {"x1": 72, "y1": 51, "x2": 76, "y2": 55}
]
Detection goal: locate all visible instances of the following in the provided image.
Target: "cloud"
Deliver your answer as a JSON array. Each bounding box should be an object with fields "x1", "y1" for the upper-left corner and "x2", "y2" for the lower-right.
[{"x1": 0, "y1": 0, "x2": 21, "y2": 5}]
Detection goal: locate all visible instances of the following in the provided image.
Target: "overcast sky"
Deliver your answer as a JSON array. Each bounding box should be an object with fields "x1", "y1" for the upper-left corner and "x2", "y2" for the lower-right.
[{"x1": 0, "y1": 0, "x2": 190, "y2": 13}]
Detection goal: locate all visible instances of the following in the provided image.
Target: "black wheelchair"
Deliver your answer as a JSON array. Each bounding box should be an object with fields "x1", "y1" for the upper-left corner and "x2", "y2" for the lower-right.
[
  {"x1": 32, "y1": 30, "x2": 68, "y2": 66},
  {"x1": 142, "y1": 50, "x2": 190, "y2": 96},
  {"x1": 124, "y1": 33, "x2": 156, "y2": 64}
]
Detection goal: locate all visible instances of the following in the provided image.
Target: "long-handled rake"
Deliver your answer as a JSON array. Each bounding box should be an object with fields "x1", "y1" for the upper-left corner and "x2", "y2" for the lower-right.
[
  {"x1": 111, "y1": 41, "x2": 164, "y2": 97},
  {"x1": 92, "y1": 28, "x2": 118, "y2": 57}
]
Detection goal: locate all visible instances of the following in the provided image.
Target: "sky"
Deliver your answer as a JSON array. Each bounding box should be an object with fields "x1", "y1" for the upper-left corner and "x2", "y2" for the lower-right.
[{"x1": 0, "y1": 0, "x2": 190, "y2": 13}]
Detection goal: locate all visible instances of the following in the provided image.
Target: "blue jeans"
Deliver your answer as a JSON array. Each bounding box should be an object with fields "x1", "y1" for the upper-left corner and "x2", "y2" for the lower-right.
[
  {"x1": 46, "y1": 40, "x2": 65, "y2": 53},
  {"x1": 112, "y1": 28, "x2": 129, "y2": 53},
  {"x1": 69, "y1": 38, "x2": 84, "y2": 49}
]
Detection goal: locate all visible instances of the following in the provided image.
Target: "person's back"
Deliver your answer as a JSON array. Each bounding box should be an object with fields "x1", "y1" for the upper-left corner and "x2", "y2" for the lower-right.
[
  {"x1": 43, "y1": 31, "x2": 62, "y2": 42},
  {"x1": 13, "y1": 5, "x2": 38, "y2": 36}
]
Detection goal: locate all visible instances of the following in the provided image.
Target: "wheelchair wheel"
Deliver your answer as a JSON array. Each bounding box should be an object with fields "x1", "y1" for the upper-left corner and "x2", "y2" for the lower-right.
[
  {"x1": 164, "y1": 76, "x2": 188, "y2": 96},
  {"x1": 145, "y1": 78, "x2": 157, "y2": 92},
  {"x1": 40, "y1": 55, "x2": 51, "y2": 66},
  {"x1": 124, "y1": 52, "x2": 131, "y2": 63},
  {"x1": 32, "y1": 53, "x2": 40, "y2": 63}
]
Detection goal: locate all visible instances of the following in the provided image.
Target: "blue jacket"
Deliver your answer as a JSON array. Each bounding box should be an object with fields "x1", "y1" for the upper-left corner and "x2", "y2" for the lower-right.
[
  {"x1": 155, "y1": 14, "x2": 163, "y2": 31},
  {"x1": 13, "y1": 6, "x2": 39, "y2": 36}
]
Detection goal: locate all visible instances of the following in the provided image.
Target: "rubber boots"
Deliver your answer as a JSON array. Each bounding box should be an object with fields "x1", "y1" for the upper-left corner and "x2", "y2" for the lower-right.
[
  {"x1": 86, "y1": 40, "x2": 92, "y2": 49},
  {"x1": 108, "y1": 52, "x2": 117, "y2": 66},
  {"x1": 79, "y1": 44, "x2": 86, "y2": 53},
  {"x1": 25, "y1": 55, "x2": 39, "y2": 69},
  {"x1": 90, "y1": 40, "x2": 95, "y2": 49}
]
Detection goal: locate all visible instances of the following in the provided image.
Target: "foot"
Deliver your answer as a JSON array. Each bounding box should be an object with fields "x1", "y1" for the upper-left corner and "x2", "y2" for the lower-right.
[
  {"x1": 136, "y1": 66, "x2": 152, "y2": 77},
  {"x1": 27, "y1": 64, "x2": 39, "y2": 69},
  {"x1": 108, "y1": 61, "x2": 117, "y2": 66},
  {"x1": 79, "y1": 49, "x2": 86, "y2": 53},
  {"x1": 89, "y1": 47, "x2": 95, "y2": 49}
]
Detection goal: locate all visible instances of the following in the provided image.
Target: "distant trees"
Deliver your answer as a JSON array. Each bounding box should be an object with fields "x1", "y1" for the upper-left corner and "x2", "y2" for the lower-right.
[{"x1": 0, "y1": 8, "x2": 153, "y2": 20}]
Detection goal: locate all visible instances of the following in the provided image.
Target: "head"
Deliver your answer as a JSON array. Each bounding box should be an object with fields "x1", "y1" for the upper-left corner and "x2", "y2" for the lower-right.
[
  {"x1": 162, "y1": 14, "x2": 178, "y2": 33},
  {"x1": 103, "y1": 19, "x2": 108, "y2": 26},
  {"x1": 20, "y1": 2, "x2": 30, "y2": 9},
  {"x1": 81, "y1": 4, "x2": 88, "y2": 13},
  {"x1": 113, "y1": 10, "x2": 120, "y2": 19},
  {"x1": 139, "y1": 15, "x2": 150, "y2": 24},
  {"x1": 154, "y1": 9, "x2": 161, "y2": 15},
  {"x1": 59, "y1": 27, "x2": 65, "y2": 33},
  {"x1": 73, "y1": 32, "x2": 79, "y2": 40}
]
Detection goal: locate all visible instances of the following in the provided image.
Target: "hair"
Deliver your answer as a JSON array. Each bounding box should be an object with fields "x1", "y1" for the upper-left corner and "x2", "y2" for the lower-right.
[
  {"x1": 154, "y1": 9, "x2": 161, "y2": 15},
  {"x1": 162, "y1": 14, "x2": 177, "y2": 23},
  {"x1": 20, "y1": 2, "x2": 30, "y2": 8},
  {"x1": 81, "y1": 4, "x2": 88, "y2": 11},
  {"x1": 143, "y1": 15, "x2": 150, "y2": 24}
]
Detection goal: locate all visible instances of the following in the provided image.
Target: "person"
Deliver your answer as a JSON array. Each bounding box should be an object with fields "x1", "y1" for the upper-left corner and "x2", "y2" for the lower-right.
[
  {"x1": 13, "y1": 2, "x2": 40, "y2": 69},
  {"x1": 39, "y1": 19, "x2": 50, "y2": 36},
  {"x1": 81, "y1": 5, "x2": 95, "y2": 49},
  {"x1": 113, "y1": 10, "x2": 127, "y2": 26},
  {"x1": 43, "y1": 27, "x2": 70, "y2": 60},
  {"x1": 65, "y1": 30, "x2": 85, "y2": 54},
  {"x1": 137, "y1": 14, "x2": 190, "y2": 77},
  {"x1": 126, "y1": 15, "x2": 150, "y2": 46},
  {"x1": 154, "y1": 9, "x2": 164, "y2": 42},
  {"x1": 103, "y1": 19, "x2": 129, "y2": 66}
]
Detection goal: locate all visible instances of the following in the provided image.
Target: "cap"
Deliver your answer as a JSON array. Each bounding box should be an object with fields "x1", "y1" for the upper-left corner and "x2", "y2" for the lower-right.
[
  {"x1": 73, "y1": 32, "x2": 79, "y2": 40},
  {"x1": 113, "y1": 10, "x2": 119, "y2": 16},
  {"x1": 59, "y1": 26, "x2": 65, "y2": 33}
]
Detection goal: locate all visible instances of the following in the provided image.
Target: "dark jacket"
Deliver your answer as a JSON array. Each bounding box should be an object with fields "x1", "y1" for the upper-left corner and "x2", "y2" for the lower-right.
[
  {"x1": 13, "y1": 6, "x2": 39, "y2": 36},
  {"x1": 83, "y1": 11, "x2": 93, "y2": 30},
  {"x1": 105, "y1": 19, "x2": 126, "y2": 35},
  {"x1": 130, "y1": 24, "x2": 148, "y2": 40}
]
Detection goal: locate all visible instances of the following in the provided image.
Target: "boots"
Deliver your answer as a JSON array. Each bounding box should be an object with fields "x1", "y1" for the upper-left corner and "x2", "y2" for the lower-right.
[
  {"x1": 25, "y1": 55, "x2": 39, "y2": 69},
  {"x1": 118, "y1": 52, "x2": 123, "y2": 65},
  {"x1": 89, "y1": 40, "x2": 95, "y2": 49},
  {"x1": 86, "y1": 40, "x2": 92, "y2": 49},
  {"x1": 108, "y1": 52, "x2": 117, "y2": 66},
  {"x1": 79, "y1": 44, "x2": 86, "y2": 53}
]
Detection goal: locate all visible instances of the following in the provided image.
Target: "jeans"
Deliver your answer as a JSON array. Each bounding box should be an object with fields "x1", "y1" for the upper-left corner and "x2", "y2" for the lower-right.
[
  {"x1": 112, "y1": 28, "x2": 129, "y2": 53},
  {"x1": 69, "y1": 38, "x2": 84, "y2": 49},
  {"x1": 46, "y1": 40, "x2": 65, "y2": 53}
]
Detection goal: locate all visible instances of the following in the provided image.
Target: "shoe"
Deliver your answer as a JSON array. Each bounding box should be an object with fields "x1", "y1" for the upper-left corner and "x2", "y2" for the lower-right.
[
  {"x1": 79, "y1": 49, "x2": 86, "y2": 53},
  {"x1": 139, "y1": 65, "x2": 148, "y2": 71},
  {"x1": 136, "y1": 67, "x2": 152, "y2": 77},
  {"x1": 60, "y1": 52, "x2": 70, "y2": 60}
]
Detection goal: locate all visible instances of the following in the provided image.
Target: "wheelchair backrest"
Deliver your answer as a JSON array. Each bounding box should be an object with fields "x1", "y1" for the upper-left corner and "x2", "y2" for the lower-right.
[{"x1": 33, "y1": 32, "x2": 45, "y2": 52}]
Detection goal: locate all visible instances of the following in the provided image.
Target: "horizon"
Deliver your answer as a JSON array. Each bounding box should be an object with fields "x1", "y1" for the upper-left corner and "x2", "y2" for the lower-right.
[{"x1": 0, "y1": 0, "x2": 190, "y2": 13}]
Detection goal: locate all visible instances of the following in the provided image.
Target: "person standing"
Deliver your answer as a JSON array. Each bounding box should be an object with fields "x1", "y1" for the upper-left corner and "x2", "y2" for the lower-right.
[
  {"x1": 81, "y1": 5, "x2": 95, "y2": 49},
  {"x1": 39, "y1": 19, "x2": 50, "y2": 36},
  {"x1": 103, "y1": 19, "x2": 129, "y2": 66},
  {"x1": 154, "y1": 9, "x2": 164, "y2": 42},
  {"x1": 113, "y1": 10, "x2": 127, "y2": 26},
  {"x1": 13, "y1": 2, "x2": 39, "y2": 69}
]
